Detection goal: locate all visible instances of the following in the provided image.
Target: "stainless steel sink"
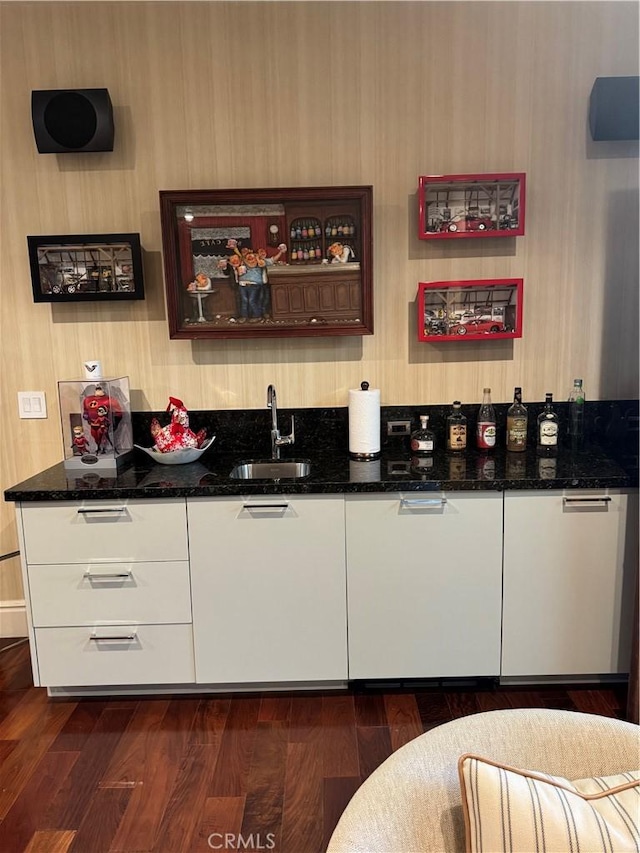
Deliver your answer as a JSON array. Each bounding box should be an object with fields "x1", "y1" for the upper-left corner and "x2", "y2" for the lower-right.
[{"x1": 229, "y1": 459, "x2": 311, "y2": 480}]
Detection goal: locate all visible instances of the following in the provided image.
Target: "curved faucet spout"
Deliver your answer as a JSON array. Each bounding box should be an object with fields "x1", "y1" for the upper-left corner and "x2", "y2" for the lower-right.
[
  {"x1": 267, "y1": 384, "x2": 278, "y2": 433},
  {"x1": 266, "y1": 384, "x2": 295, "y2": 459}
]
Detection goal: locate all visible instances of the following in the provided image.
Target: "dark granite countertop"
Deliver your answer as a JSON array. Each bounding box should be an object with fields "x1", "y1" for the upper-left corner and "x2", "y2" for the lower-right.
[
  {"x1": 4, "y1": 441, "x2": 636, "y2": 502},
  {"x1": 5, "y1": 400, "x2": 637, "y2": 501}
]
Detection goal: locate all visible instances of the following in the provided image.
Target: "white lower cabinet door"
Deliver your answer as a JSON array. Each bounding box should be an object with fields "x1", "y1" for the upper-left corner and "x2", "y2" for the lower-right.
[
  {"x1": 34, "y1": 624, "x2": 195, "y2": 686},
  {"x1": 187, "y1": 495, "x2": 348, "y2": 684},
  {"x1": 502, "y1": 489, "x2": 638, "y2": 677},
  {"x1": 346, "y1": 492, "x2": 503, "y2": 679}
]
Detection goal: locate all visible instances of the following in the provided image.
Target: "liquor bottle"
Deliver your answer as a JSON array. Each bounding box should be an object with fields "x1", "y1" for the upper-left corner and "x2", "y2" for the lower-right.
[
  {"x1": 568, "y1": 379, "x2": 585, "y2": 440},
  {"x1": 476, "y1": 388, "x2": 496, "y2": 451},
  {"x1": 410, "y1": 414, "x2": 435, "y2": 455},
  {"x1": 446, "y1": 401, "x2": 467, "y2": 452},
  {"x1": 506, "y1": 386, "x2": 528, "y2": 452},
  {"x1": 537, "y1": 393, "x2": 559, "y2": 456}
]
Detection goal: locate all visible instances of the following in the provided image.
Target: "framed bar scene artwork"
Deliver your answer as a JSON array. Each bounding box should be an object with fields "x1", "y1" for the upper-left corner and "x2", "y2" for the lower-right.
[
  {"x1": 418, "y1": 173, "x2": 526, "y2": 239},
  {"x1": 28, "y1": 233, "x2": 144, "y2": 302},
  {"x1": 159, "y1": 186, "x2": 373, "y2": 339},
  {"x1": 417, "y1": 278, "x2": 523, "y2": 342}
]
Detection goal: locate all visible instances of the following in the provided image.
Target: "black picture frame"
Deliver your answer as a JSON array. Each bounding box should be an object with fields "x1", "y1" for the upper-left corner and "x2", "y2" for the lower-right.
[
  {"x1": 27, "y1": 233, "x2": 145, "y2": 303},
  {"x1": 159, "y1": 186, "x2": 373, "y2": 339}
]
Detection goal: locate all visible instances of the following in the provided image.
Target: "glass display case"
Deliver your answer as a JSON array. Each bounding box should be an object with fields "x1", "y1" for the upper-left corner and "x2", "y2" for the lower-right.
[
  {"x1": 417, "y1": 278, "x2": 523, "y2": 342},
  {"x1": 58, "y1": 376, "x2": 133, "y2": 470},
  {"x1": 418, "y1": 173, "x2": 525, "y2": 239}
]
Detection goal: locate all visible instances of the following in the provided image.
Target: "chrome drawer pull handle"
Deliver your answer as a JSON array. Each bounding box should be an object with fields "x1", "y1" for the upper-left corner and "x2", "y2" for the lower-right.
[
  {"x1": 77, "y1": 507, "x2": 126, "y2": 514},
  {"x1": 84, "y1": 568, "x2": 132, "y2": 579},
  {"x1": 242, "y1": 504, "x2": 289, "y2": 510},
  {"x1": 90, "y1": 633, "x2": 136, "y2": 642},
  {"x1": 563, "y1": 496, "x2": 611, "y2": 504},
  {"x1": 400, "y1": 498, "x2": 447, "y2": 508}
]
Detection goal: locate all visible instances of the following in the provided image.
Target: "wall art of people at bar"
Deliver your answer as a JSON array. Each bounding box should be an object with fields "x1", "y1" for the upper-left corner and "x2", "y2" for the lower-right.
[{"x1": 159, "y1": 186, "x2": 373, "y2": 340}]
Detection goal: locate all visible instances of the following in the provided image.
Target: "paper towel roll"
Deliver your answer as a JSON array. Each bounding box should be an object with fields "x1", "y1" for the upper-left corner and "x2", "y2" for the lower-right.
[{"x1": 349, "y1": 383, "x2": 381, "y2": 458}]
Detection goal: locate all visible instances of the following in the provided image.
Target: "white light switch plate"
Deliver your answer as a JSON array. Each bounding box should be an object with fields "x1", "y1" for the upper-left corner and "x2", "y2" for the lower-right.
[{"x1": 18, "y1": 391, "x2": 47, "y2": 419}]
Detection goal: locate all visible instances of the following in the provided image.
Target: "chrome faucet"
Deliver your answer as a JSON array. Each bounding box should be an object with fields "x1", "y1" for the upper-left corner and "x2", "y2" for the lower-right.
[{"x1": 267, "y1": 384, "x2": 295, "y2": 459}]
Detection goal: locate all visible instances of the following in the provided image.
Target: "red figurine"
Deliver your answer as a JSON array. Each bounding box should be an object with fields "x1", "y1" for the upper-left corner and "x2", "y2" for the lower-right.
[
  {"x1": 82, "y1": 383, "x2": 122, "y2": 453},
  {"x1": 71, "y1": 425, "x2": 90, "y2": 456},
  {"x1": 150, "y1": 397, "x2": 207, "y2": 453}
]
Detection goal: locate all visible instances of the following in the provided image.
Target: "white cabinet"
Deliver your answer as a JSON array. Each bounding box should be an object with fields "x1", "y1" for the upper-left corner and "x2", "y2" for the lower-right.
[
  {"x1": 16, "y1": 498, "x2": 195, "y2": 688},
  {"x1": 502, "y1": 489, "x2": 638, "y2": 677},
  {"x1": 187, "y1": 495, "x2": 347, "y2": 684},
  {"x1": 14, "y1": 485, "x2": 635, "y2": 692},
  {"x1": 345, "y1": 492, "x2": 503, "y2": 679}
]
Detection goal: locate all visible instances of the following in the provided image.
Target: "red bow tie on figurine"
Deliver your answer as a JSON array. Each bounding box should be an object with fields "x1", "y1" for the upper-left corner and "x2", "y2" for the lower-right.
[{"x1": 150, "y1": 397, "x2": 207, "y2": 453}]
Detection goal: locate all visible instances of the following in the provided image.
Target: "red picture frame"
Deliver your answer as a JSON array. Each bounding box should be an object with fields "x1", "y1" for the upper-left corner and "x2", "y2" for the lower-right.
[
  {"x1": 418, "y1": 173, "x2": 526, "y2": 240},
  {"x1": 417, "y1": 278, "x2": 523, "y2": 342}
]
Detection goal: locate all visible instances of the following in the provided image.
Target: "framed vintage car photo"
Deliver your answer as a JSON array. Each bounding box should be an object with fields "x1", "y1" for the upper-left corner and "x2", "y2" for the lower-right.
[
  {"x1": 28, "y1": 233, "x2": 145, "y2": 302},
  {"x1": 159, "y1": 186, "x2": 373, "y2": 339},
  {"x1": 418, "y1": 278, "x2": 523, "y2": 342},
  {"x1": 418, "y1": 173, "x2": 526, "y2": 240}
]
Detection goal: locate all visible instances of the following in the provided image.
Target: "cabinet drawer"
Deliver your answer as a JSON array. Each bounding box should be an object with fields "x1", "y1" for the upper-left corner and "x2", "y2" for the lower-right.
[
  {"x1": 34, "y1": 624, "x2": 195, "y2": 687},
  {"x1": 20, "y1": 499, "x2": 188, "y2": 564},
  {"x1": 28, "y1": 561, "x2": 192, "y2": 627}
]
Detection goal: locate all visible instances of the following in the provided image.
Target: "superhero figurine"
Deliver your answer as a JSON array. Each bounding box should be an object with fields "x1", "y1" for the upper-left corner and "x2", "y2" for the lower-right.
[
  {"x1": 71, "y1": 425, "x2": 90, "y2": 456},
  {"x1": 93, "y1": 404, "x2": 113, "y2": 453},
  {"x1": 82, "y1": 383, "x2": 123, "y2": 454}
]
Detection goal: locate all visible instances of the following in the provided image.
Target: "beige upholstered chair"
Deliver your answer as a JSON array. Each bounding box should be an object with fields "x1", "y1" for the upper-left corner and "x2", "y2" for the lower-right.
[{"x1": 326, "y1": 708, "x2": 639, "y2": 853}]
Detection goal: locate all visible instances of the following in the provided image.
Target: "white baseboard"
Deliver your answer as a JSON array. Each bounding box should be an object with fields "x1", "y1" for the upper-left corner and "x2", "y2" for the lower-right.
[{"x1": 0, "y1": 600, "x2": 28, "y2": 638}]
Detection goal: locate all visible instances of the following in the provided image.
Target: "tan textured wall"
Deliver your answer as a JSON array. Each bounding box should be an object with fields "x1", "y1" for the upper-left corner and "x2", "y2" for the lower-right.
[{"x1": 1, "y1": 1, "x2": 638, "y2": 593}]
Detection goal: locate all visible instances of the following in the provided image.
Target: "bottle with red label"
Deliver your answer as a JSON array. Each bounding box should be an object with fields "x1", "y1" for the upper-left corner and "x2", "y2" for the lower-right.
[{"x1": 476, "y1": 387, "x2": 496, "y2": 450}]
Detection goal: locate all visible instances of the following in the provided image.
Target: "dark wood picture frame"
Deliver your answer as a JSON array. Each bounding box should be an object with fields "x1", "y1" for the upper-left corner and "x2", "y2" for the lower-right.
[
  {"x1": 417, "y1": 278, "x2": 523, "y2": 342},
  {"x1": 28, "y1": 233, "x2": 144, "y2": 302},
  {"x1": 159, "y1": 186, "x2": 373, "y2": 339}
]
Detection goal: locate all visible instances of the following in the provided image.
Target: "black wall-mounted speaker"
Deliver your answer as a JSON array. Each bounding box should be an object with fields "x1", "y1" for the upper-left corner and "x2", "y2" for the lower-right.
[
  {"x1": 589, "y1": 76, "x2": 639, "y2": 141},
  {"x1": 31, "y1": 88, "x2": 114, "y2": 153}
]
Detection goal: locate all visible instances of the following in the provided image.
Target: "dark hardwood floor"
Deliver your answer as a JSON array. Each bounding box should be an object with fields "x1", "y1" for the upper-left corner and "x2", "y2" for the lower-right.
[{"x1": 0, "y1": 638, "x2": 630, "y2": 853}]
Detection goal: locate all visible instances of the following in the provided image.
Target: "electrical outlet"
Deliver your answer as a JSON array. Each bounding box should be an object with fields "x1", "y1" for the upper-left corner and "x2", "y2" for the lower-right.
[
  {"x1": 386, "y1": 420, "x2": 412, "y2": 436},
  {"x1": 18, "y1": 391, "x2": 47, "y2": 419},
  {"x1": 387, "y1": 460, "x2": 412, "y2": 475}
]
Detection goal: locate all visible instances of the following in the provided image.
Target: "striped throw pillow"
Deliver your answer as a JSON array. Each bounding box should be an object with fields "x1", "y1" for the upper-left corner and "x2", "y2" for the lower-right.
[{"x1": 458, "y1": 753, "x2": 640, "y2": 853}]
